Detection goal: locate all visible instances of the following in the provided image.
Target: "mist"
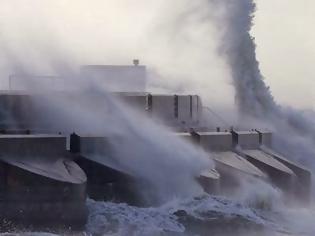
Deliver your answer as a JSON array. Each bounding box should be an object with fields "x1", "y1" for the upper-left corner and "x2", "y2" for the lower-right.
[
  {"x1": 0, "y1": 0, "x2": 240, "y2": 119},
  {"x1": 1, "y1": 0, "x2": 315, "y2": 235}
]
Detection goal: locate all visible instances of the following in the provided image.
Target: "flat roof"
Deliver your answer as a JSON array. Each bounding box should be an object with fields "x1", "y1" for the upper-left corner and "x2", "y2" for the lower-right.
[
  {"x1": 174, "y1": 132, "x2": 192, "y2": 136},
  {"x1": 197, "y1": 132, "x2": 231, "y2": 136},
  {"x1": 114, "y1": 92, "x2": 150, "y2": 96},
  {"x1": 0, "y1": 134, "x2": 66, "y2": 138},
  {"x1": 81, "y1": 65, "x2": 146, "y2": 69},
  {"x1": 234, "y1": 131, "x2": 258, "y2": 135}
]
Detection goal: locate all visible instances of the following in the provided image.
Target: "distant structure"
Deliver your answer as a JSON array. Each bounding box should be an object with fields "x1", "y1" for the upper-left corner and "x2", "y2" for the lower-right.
[{"x1": 80, "y1": 60, "x2": 146, "y2": 92}]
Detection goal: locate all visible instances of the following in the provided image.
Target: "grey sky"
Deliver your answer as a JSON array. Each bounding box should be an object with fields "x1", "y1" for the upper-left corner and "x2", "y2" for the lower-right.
[
  {"x1": 253, "y1": 0, "x2": 315, "y2": 109},
  {"x1": 0, "y1": 0, "x2": 313, "y2": 110}
]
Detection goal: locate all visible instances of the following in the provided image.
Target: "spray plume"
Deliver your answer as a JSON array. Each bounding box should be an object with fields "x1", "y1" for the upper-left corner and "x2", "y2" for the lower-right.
[
  {"x1": 206, "y1": 0, "x2": 315, "y2": 181},
  {"x1": 208, "y1": 0, "x2": 277, "y2": 117}
]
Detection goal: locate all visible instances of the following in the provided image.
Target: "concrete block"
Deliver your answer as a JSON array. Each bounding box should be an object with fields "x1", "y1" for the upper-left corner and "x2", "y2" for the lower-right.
[
  {"x1": 241, "y1": 149, "x2": 296, "y2": 193},
  {"x1": 256, "y1": 131, "x2": 311, "y2": 203},
  {"x1": 232, "y1": 131, "x2": 260, "y2": 149},
  {"x1": 151, "y1": 95, "x2": 176, "y2": 123},
  {"x1": 0, "y1": 134, "x2": 66, "y2": 157},
  {"x1": 196, "y1": 132, "x2": 232, "y2": 152},
  {"x1": 256, "y1": 130, "x2": 272, "y2": 147},
  {"x1": 0, "y1": 135, "x2": 87, "y2": 229},
  {"x1": 0, "y1": 93, "x2": 34, "y2": 130},
  {"x1": 0, "y1": 162, "x2": 87, "y2": 229},
  {"x1": 261, "y1": 146, "x2": 311, "y2": 204}
]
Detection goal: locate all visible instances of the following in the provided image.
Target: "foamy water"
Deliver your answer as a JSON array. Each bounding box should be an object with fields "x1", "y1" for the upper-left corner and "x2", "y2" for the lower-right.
[
  {"x1": 84, "y1": 195, "x2": 315, "y2": 236},
  {"x1": 2, "y1": 195, "x2": 315, "y2": 236}
]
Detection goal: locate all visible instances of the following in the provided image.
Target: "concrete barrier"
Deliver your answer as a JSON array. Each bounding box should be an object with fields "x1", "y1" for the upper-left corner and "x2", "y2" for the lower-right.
[
  {"x1": 191, "y1": 131, "x2": 266, "y2": 195},
  {"x1": 198, "y1": 169, "x2": 221, "y2": 194},
  {"x1": 196, "y1": 131, "x2": 233, "y2": 152},
  {"x1": 0, "y1": 134, "x2": 87, "y2": 229},
  {"x1": 232, "y1": 131, "x2": 296, "y2": 194},
  {"x1": 257, "y1": 130, "x2": 311, "y2": 204},
  {"x1": 231, "y1": 130, "x2": 260, "y2": 149},
  {"x1": 256, "y1": 130, "x2": 272, "y2": 147},
  {"x1": 241, "y1": 149, "x2": 296, "y2": 191},
  {"x1": 70, "y1": 133, "x2": 139, "y2": 204},
  {"x1": 194, "y1": 132, "x2": 264, "y2": 178}
]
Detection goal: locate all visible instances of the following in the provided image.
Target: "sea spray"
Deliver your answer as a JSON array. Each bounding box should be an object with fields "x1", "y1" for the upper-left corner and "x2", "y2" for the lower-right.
[
  {"x1": 208, "y1": 0, "x2": 277, "y2": 117},
  {"x1": 27, "y1": 86, "x2": 213, "y2": 204},
  {"x1": 208, "y1": 0, "x2": 315, "y2": 185},
  {"x1": 86, "y1": 195, "x2": 268, "y2": 236}
]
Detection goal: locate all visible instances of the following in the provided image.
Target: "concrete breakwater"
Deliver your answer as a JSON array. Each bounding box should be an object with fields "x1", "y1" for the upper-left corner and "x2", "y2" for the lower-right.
[{"x1": 0, "y1": 91, "x2": 311, "y2": 231}]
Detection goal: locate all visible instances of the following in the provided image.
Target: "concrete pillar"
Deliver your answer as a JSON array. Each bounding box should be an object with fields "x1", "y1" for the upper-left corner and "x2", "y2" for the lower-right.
[
  {"x1": 191, "y1": 131, "x2": 266, "y2": 196},
  {"x1": 256, "y1": 130, "x2": 311, "y2": 204}
]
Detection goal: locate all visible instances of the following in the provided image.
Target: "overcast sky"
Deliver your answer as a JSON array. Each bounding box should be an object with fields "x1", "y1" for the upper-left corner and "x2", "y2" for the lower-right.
[
  {"x1": 253, "y1": 0, "x2": 315, "y2": 109},
  {"x1": 0, "y1": 0, "x2": 314, "y2": 110}
]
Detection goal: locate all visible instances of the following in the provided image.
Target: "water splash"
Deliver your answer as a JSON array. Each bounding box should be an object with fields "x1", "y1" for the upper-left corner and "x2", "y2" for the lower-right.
[{"x1": 85, "y1": 195, "x2": 315, "y2": 236}]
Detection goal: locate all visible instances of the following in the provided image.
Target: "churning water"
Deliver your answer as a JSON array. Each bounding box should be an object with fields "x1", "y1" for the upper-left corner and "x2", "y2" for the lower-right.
[
  {"x1": 84, "y1": 195, "x2": 315, "y2": 236},
  {"x1": 3, "y1": 194, "x2": 315, "y2": 235}
]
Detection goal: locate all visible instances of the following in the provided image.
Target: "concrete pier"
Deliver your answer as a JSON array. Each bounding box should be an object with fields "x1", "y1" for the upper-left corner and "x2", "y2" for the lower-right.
[
  {"x1": 0, "y1": 135, "x2": 87, "y2": 229},
  {"x1": 181, "y1": 131, "x2": 265, "y2": 194},
  {"x1": 70, "y1": 133, "x2": 139, "y2": 204},
  {"x1": 193, "y1": 131, "x2": 265, "y2": 178},
  {"x1": 232, "y1": 131, "x2": 296, "y2": 194},
  {"x1": 258, "y1": 130, "x2": 311, "y2": 204}
]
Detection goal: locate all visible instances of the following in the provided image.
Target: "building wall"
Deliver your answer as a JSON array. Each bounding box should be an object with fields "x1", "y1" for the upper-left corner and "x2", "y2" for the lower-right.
[
  {"x1": 0, "y1": 92, "x2": 202, "y2": 131},
  {"x1": 80, "y1": 65, "x2": 146, "y2": 92},
  {"x1": 198, "y1": 132, "x2": 232, "y2": 151},
  {"x1": 232, "y1": 131, "x2": 260, "y2": 149}
]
